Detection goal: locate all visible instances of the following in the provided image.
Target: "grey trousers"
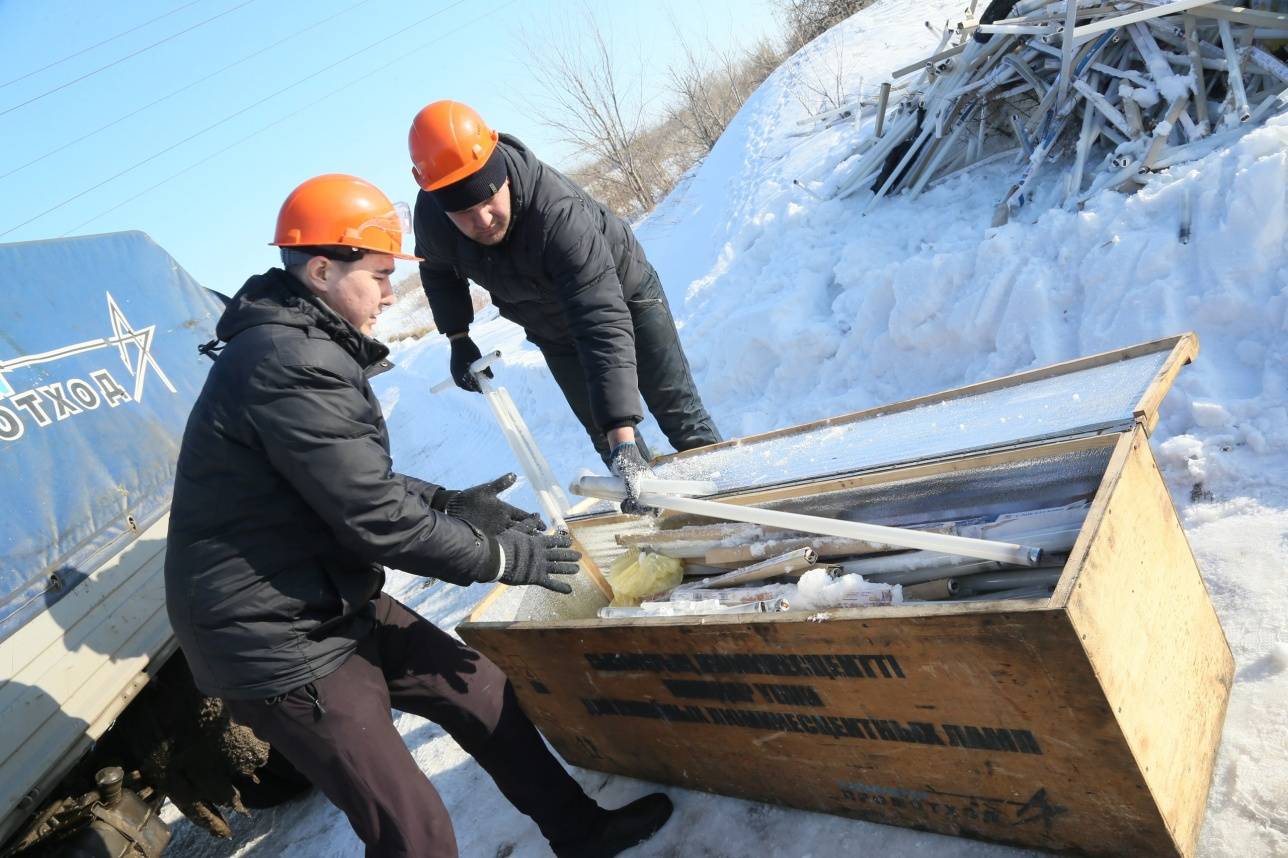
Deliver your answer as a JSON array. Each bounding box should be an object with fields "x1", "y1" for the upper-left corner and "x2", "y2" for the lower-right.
[
  {"x1": 541, "y1": 267, "x2": 720, "y2": 463},
  {"x1": 226, "y1": 594, "x2": 597, "y2": 858}
]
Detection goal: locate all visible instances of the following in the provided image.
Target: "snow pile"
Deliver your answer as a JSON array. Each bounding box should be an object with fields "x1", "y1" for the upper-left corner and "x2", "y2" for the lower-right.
[
  {"x1": 809, "y1": 2, "x2": 1288, "y2": 219},
  {"x1": 172, "y1": 0, "x2": 1287, "y2": 855},
  {"x1": 642, "y1": 9, "x2": 1288, "y2": 479}
]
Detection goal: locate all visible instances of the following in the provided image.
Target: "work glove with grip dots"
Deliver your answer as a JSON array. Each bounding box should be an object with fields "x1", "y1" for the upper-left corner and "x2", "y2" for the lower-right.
[
  {"x1": 449, "y1": 335, "x2": 491, "y2": 392},
  {"x1": 495, "y1": 529, "x2": 581, "y2": 594},
  {"x1": 434, "y1": 473, "x2": 544, "y2": 536},
  {"x1": 608, "y1": 440, "x2": 655, "y2": 515}
]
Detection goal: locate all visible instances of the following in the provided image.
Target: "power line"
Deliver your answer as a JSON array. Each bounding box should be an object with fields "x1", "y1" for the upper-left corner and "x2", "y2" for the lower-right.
[
  {"x1": 65, "y1": 0, "x2": 522, "y2": 236},
  {"x1": 2, "y1": 0, "x2": 471, "y2": 238},
  {"x1": 0, "y1": 0, "x2": 203, "y2": 91},
  {"x1": 0, "y1": 0, "x2": 260, "y2": 119},
  {"x1": 1, "y1": 0, "x2": 377, "y2": 182}
]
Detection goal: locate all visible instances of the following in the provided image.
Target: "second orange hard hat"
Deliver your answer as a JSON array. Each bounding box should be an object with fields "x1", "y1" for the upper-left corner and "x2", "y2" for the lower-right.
[
  {"x1": 271, "y1": 173, "x2": 419, "y2": 261},
  {"x1": 408, "y1": 100, "x2": 500, "y2": 192}
]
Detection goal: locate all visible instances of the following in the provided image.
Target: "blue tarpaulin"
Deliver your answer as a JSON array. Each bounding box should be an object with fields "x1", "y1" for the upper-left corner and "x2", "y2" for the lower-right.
[{"x1": 0, "y1": 231, "x2": 224, "y2": 643}]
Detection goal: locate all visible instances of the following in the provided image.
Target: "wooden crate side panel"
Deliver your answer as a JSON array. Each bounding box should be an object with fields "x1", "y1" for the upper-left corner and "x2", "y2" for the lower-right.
[
  {"x1": 462, "y1": 612, "x2": 1176, "y2": 856},
  {"x1": 1052, "y1": 432, "x2": 1138, "y2": 607},
  {"x1": 1133, "y1": 333, "x2": 1198, "y2": 435},
  {"x1": 1066, "y1": 433, "x2": 1233, "y2": 858}
]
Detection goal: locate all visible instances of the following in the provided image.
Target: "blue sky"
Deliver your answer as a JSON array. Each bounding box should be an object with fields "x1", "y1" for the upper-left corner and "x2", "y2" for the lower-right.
[{"x1": 0, "y1": 0, "x2": 782, "y2": 293}]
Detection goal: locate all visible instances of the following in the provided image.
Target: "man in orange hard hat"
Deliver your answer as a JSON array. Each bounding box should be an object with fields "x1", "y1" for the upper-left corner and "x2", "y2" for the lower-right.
[
  {"x1": 165, "y1": 173, "x2": 673, "y2": 857},
  {"x1": 408, "y1": 100, "x2": 721, "y2": 511}
]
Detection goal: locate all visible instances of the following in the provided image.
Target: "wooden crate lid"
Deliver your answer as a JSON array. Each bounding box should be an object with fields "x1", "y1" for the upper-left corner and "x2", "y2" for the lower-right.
[{"x1": 575, "y1": 333, "x2": 1196, "y2": 517}]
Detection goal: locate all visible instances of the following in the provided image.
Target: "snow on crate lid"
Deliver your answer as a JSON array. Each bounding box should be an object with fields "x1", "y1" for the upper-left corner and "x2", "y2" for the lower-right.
[{"x1": 574, "y1": 337, "x2": 1192, "y2": 517}]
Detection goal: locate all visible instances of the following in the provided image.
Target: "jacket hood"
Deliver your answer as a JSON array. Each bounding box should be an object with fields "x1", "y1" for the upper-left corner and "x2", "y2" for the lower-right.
[
  {"x1": 215, "y1": 268, "x2": 390, "y2": 368},
  {"x1": 497, "y1": 133, "x2": 540, "y2": 223}
]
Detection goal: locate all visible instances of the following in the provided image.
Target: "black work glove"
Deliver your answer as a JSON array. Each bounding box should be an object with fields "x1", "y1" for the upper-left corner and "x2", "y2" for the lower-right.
[
  {"x1": 495, "y1": 529, "x2": 581, "y2": 594},
  {"x1": 608, "y1": 440, "x2": 655, "y2": 515},
  {"x1": 433, "y1": 473, "x2": 544, "y2": 536},
  {"x1": 449, "y1": 335, "x2": 491, "y2": 393}
]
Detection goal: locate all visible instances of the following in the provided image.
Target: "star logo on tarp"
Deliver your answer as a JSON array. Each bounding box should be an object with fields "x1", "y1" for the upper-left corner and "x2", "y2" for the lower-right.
[{"x1": 0, "y1": 292, "x2": 174, "y2": 402}]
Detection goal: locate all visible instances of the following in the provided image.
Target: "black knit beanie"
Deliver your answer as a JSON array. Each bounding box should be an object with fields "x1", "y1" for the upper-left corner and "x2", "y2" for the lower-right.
[{"x1": 431, "y1": 146, "x2": 508, "y2": 212}]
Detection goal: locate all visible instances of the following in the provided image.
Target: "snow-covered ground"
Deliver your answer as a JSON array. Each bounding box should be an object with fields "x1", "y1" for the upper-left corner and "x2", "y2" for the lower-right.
[{"x1": 166, "y1": 0, "x2": 1288, "y2": 854}]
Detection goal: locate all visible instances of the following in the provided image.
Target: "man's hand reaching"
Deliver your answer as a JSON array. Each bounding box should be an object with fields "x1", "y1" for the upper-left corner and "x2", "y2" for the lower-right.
[{"x1": 608, "y1": 441, "x2": 655, "y2": 515}]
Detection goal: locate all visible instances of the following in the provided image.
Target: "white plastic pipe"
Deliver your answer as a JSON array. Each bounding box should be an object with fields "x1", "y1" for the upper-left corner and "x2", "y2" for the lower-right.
[
  {"x1": 491, "y1": 382, "x2": 567, "y2": 509},
  {"x1": 976, "y1": 22, "x2": 1058, "y2": 36},
  {"x1": 570, "y1": 477, "x2": 1044, "y2": 567},
  {"x1": 874, "y1": 81, "x2": 891, "y2": 138},
  {"x1": 431, "y1": 349, "x2": 504, "y2": 394},
  {"x1": 1183, "y1": 18, "x2": 1211, "y2": 130},
  {"x1": 702, "y1": 548, "x2": 820, "y2": 589},
  {"x1": 1244, "y1": 44, "x2": 1288, "y2": 86},
  {"x1": 1140, "y1": 93, "x2": 1192, "y2": 171},
  {"x1": 1072, "y1": 78, "x2": 1134, "y2": 136},
  {"x1": 1057, "y1": 0, "x2": 1078, "y2": 104},
  {"x1": 433, "y1": 350, "x2": 570, "y2": 528},
  {"x1": 927, "y1": 147, "x2": 1022, "y2": 191},
  {"x1": 575, "y1": 475, "x2": 719, "y2": 497},
  {"x1": 909, "y1": 108, "x2": 976, "y2": 196},
  {"x1": 1217, "y1": 18, "x2": 1251, "y2": 121},
  {"x1": 1065, "y1": 92, "x2": 1099, "y2": 204},
  {"x1": 892, "y1": 42, "x2": 968, "y2": 79},
  {"x1": 476, "y1": 373, "x2": 571, "y2": 527},
  {"x1": 1071, "y1": 0, "x2": 1218, "y2": 42}
]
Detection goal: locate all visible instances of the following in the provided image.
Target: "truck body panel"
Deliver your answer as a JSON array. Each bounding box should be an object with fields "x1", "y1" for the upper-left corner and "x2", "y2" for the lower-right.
[{"x1": 0, "y1": 232, "x2": 223, "y2": 845}]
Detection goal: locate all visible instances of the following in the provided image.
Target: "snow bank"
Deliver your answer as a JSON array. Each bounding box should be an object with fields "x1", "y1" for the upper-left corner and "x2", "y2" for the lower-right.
[
  {"x1": 633, "y1": 5, "x2": 1288, "y2": 852},
  {"x1": 172, "y1": 1, "x2": 1287, "y2": 854}
]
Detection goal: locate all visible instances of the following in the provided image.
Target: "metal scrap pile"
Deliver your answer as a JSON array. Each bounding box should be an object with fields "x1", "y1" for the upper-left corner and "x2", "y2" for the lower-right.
[{"x1": 809, "y1": 0, "x2": 1288, "y2": 224}]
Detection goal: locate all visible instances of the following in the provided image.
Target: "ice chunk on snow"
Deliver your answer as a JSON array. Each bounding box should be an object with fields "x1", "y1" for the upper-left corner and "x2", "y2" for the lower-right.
[
  {"x1": 1120, "y1": 81, "x2": 1159, "y2": 108},
  {"x1": 1160, "y1": 434, "x2": 1205, "y2": 463},
  {"x1": 1156, "y1": 72, "x2": 1194, "y2": 104},
  {"x1": 1268, "y1": 643, "x2": 1288, "y2": 675},
  {"x1": 1193, "y1": 401, "x2": 1233, "y2": 429},
  {"x1": 790, "y1": 568, "x2": 902, "y2": 610}
]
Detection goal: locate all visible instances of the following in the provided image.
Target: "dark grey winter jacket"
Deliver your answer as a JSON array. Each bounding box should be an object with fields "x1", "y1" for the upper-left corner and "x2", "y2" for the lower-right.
[
  {"x1": 414, "y1": 134, "x2": 651, "y2": 431},
  {"x1": 165, "y1": 269, "x2": 497, "y2": 699}
]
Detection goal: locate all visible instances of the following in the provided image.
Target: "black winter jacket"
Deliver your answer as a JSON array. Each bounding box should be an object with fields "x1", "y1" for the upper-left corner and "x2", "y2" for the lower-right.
[
  {"x1": 414, "y1": 134, "x2": 651, "y2": 431},
  {"x1": 165, "y1": 269, "x2": 497, "y2": 699}
]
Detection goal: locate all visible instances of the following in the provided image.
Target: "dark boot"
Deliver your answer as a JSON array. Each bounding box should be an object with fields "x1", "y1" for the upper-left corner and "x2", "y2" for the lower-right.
[{"x1": 551, "y1": 793, "x2": 674, "y2": 858}]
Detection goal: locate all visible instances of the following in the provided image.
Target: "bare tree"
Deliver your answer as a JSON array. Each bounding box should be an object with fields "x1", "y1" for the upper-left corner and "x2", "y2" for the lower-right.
[
  {"x1": 793, "y1": 33, "x2": 851, "y2": 114},
  {"x1": 665, "y1": 23, "x2": 784, "y2": 156},
  {"x1": 778, "y1": 0, "x2": 875, "y2": 52},
  {"x1": 666, "y1": 36, "x2": 729, "y2": 152},
  {"x1": 518, "y1": 10, "x2": 784, "y2": 219},
  {"x1": 520, "y1": 13, "x2": 663, "y2": 213},
  {"x1": 743, "y1": 38, "x2": 785, "y2": 83}
]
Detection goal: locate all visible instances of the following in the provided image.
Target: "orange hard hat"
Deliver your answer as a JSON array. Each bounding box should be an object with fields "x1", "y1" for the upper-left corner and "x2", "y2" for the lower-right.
[
  {"x1": 408, "y1": 100, "x2": 500, "y2": 192},
  {"x1": 271, "y1": 173, "x2": 420, "y2": 260}
]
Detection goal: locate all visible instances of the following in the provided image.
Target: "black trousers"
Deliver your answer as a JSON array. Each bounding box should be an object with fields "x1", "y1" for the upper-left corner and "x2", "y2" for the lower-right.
[
  {"x1": 541, "y1": 266, "x2": 720, "y2": 463},
  {"x1": 226, "y1": 594, "x2": 597, "y2": 858}
]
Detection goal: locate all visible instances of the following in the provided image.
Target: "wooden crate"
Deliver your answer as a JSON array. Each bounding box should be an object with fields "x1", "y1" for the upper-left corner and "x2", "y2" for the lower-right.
[{"x1": 458, "y1": 334, "x2": 1232, "y2": 857}]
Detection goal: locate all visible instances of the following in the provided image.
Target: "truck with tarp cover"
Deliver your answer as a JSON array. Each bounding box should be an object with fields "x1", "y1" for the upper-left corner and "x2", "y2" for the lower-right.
[{"x1": 0, "y1": 232, "x2": 307, "y2": 858}]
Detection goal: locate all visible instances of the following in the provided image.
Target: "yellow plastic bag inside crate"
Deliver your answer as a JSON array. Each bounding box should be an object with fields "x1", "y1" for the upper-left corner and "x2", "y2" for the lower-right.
[{"x1": 606, "y1": 548, "x2": 684, "y2": 607}]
